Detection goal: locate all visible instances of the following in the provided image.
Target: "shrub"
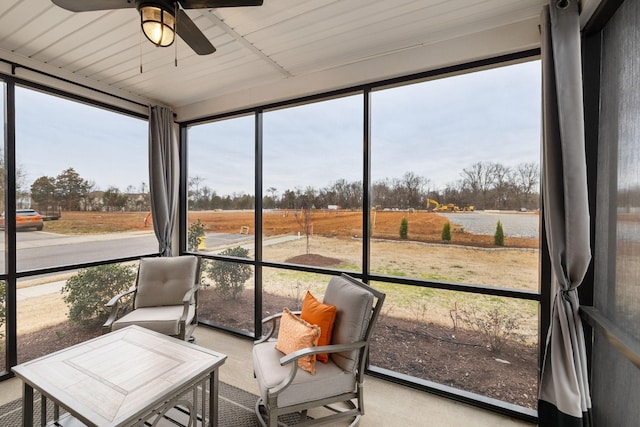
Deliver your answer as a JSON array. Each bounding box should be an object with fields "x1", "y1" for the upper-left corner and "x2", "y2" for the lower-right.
[
  {"x1": 61, "y1": 264, "x2": 136, "y2": 325},
  {"x1": 494, "y1": 220, "x2": 505, "y2": 246},
  {"x1": 457, "y1": 305, "x2": 524, "y2": 353},
  {"x1": 399, "y1": 217, "x2": 408, "y2": 239},
  {"x1": 205, "y1": 246, "x2": 252, "y2": 300},
  {"x1": 188, "y1": 219, "x2": 206, "y2": 251},
  {"x1": 289, "y1": 281, "x2": 308, "y2": 311},
  {"x1": 441, "y1": 221, "x2": 452, "y2": 241}
]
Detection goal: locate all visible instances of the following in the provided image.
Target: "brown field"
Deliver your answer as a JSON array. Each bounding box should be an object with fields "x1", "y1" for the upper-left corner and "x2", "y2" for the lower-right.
[
  {"x1": 189, "y1": 209, "x2": 539, "y2": 249},
  {"x1": 42, "y1": 211, "x2": 153, "y2": 234},
  {"x1": 43, "y1": 209, "x2": 538, "y2": 250}
]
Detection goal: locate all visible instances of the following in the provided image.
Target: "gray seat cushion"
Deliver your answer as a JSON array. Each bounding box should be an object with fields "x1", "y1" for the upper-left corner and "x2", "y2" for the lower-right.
[
  {"x1": 112, "y1": 305, "x2": 195, "y2": 336},
  {"x1": 252, "y1": 341, "x2": 356, "y2": 408},
  {"x1": 134, "y1": 256, "x2": 198, "y2": 308},
  {"x1": 323, "y1": 276, "x2": 374, "y2": 372}
]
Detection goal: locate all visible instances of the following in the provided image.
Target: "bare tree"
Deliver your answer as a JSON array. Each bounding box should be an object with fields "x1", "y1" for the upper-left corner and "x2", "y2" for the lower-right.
[
  {"x1": 188, "y1": 176, "x2": 205, "y2": 210},
  {"x1": 0, "y1": 150, "x2": 30, "y2": 211},
  {"x1": 401, "y1": 172, "x2": 430, "y2": 209},
  {"x1": 492, "y1": 164, "x2": 513, "y2": 209},
  {"x1": 461, "y1": 162, "x2": 498, "y2": 209},
  {"x1": 293, "y1": 188, "x2": 315, "y2": 255},
  {"x1": 514, "y1": 162, "x2": 540, "y2": 209},
  {"x1": 372, "y1": 178, "x2": 393, "y2": 208}
]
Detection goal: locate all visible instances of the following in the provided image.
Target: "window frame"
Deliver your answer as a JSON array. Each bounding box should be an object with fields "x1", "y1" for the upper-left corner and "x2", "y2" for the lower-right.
[
  {"x1": 0, "y1": 74, "x2": 154, "y2": 379},
  {"x1": 180, "y1": 49, "x2": 545, "y2": 423}
]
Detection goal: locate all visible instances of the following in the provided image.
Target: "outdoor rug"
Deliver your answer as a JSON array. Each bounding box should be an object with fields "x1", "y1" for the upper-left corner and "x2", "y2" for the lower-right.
[{"x1": 0, "y1": 381, "x2": 305, "y2": 426}]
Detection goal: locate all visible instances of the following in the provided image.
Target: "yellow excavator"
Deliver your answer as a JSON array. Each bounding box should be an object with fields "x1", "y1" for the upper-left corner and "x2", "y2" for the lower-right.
[
  {"x1": 426, "y1": 199, "x2": 473, "y2": 212},
  {"x1": 426, "y1": 199, "x2": 440, "y2": 210},
  {"x1": 427, "y1": 199, "x2": 458, "y2": 212}
]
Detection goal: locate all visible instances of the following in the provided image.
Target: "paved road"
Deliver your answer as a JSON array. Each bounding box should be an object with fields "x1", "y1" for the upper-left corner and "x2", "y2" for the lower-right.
[
  {"x1": 0, "y1": 231, "x2": 158, "y2": 272},
  {"x1": 2, "y1": 230, "x2": 264, "y2": 299},
  {"x1": 0, "y1": 230, "x2": 282, "y2": 273},
  {"x1": 199, "y1": 232, "x2": 256, "y2": 252}
]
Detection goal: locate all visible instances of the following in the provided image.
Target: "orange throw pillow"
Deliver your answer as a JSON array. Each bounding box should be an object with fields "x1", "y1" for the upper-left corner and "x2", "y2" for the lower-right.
[
  {"x1": 276, "y1": 308, "x2": 321, "y2": 374},
  {"x1": 300, "y1": 291, "x2": 337, "y2": 363}
]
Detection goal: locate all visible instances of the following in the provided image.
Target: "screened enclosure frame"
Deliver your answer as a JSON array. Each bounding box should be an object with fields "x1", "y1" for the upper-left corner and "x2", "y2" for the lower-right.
[
  {"x1": 0, "y1": 72, "x2": 157, "y2": 380},
  {"x1": 578, "y1": 0, "x2": 640, "y2": 426},
  {"x1": 179, "y1": 48, "x2": 547, "y2": 423},
  {"x1": 0, "y1": 3, "x2": 635, "y2": 422},
  {"x1": 0, "y1": 49, "x2": 547, "y2": 423}
]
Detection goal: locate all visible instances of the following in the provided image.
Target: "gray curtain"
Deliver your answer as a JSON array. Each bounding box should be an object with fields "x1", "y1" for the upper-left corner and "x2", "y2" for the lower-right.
[
  {"x1": 149, "y1": 105, "x2": 178, "y2": 257},
  {"x1": 538, "y1": 1, "x2": 592, "y2": 426}
]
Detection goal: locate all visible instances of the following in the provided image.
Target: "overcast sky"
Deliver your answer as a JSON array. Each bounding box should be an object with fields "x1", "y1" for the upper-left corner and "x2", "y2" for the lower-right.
[
  {"x1": 14, "y1": 86, "x2": 149, "y2": 192},
  {"x1": 189, "y1": 60, "x2": 541, "y2": 196},
  {"x1": 9, "y1": 60, "x2": 541, "y2": 196}
]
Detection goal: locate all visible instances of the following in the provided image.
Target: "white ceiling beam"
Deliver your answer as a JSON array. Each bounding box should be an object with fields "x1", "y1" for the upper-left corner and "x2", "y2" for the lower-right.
[
  {"x1": 199, "y1": 9, "x2": 293, "y2": 78},
  {"x1": 0, "y1": 48, "x2": 152, "y2": 113}
]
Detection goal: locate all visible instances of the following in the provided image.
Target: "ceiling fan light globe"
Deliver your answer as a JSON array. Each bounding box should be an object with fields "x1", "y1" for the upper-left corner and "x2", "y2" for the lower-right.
[{"x1": 140, "y1": 5, "x2": 175, "y2": 47}]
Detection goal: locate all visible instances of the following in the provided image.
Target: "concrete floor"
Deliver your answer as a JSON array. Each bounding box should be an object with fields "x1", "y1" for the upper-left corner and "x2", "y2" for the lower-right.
[{"x1": 0, "y1": 327, "x2": 536, "y2": 426}]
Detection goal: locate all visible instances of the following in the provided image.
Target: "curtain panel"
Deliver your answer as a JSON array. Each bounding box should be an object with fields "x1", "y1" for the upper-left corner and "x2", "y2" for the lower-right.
[
  {"x1": 149, "y1": 105, "x2": 178, "y2": 257},
  {"x1": 538, "y1": 1, "x2": 592, "y2": 426}
]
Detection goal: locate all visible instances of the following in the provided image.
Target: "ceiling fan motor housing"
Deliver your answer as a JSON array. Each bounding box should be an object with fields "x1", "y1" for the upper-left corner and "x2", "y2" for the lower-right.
[{"x1": 135, "y1": 0, "x2": 176, "y2": 12}]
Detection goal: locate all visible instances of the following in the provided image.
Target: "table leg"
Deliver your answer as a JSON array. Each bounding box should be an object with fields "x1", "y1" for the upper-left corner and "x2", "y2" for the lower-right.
[
  {"x1": 40, "y1": 395, "x2": 46, "y2": 427},
  {"x1": 22, "y1": 383, "x2": 33, "y2": 427},
  {"x1": 209, "y1": 369, "x2": 219, "y2": 427}
]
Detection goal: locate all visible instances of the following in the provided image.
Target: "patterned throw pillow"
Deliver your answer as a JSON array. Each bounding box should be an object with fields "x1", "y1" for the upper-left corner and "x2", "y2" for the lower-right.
[
  {"x1": 300, "y1": 291, "x2": 337, "y2": 363},
  {"x1": 276, "y1": 308, "x2": 321, "y2": 374}
]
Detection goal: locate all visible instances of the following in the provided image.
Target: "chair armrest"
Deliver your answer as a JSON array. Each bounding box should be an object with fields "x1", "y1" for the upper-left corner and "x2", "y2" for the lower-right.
[
  {"x1": 102, "y1": 288, "x2": 136, "y2": 334},
  {"x1": 255, "y1": 310, "x2": 302, "y2": 344},
  {"x1": 179, "y1": 284, "x2": 200, "y2": 323},
  {"x1": 106, "y1": 288, "x2": 136, "y2": 308},
  {"x1": 279, "y1": 341, "x2": 366, "y2": 366},
  {"x1": 181, "y1": 284, "x2": 199, "y2": 304}
]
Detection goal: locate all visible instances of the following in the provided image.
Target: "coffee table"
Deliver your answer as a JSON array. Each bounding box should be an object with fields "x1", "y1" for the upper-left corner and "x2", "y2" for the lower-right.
[{"x1": 12, "y1": 325, "x2": 227, "y2": 426}]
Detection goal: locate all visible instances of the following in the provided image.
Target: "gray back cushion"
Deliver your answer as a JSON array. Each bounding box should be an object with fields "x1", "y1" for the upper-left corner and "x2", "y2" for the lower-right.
[
  {"x1": 135, "y1": 256, "x2": 199, "y2": 308},
  {"x1": 323, "y1": 275, "x2": 374, "y2": 372}
]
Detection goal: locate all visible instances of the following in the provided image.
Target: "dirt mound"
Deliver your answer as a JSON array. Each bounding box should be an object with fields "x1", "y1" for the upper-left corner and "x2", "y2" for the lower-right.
[{"x1": 284, "y1": 253, "x2": 343, "y2": 267}]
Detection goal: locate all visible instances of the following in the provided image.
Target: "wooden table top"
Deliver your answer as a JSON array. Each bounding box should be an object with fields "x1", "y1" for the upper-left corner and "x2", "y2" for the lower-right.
[{"x1": 13, "y1": 325, "x2": 227, "y2": 426}]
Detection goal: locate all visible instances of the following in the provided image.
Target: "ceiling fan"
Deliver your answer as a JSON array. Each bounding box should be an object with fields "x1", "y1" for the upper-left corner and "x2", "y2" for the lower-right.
[{"x1": 51, "y1": 0, "x2": 264, "y2": 55}]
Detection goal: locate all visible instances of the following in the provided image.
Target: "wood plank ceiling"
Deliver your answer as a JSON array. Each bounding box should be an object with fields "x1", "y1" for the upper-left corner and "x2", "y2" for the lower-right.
[{"x1": 0, "y1": 0, "x2": 554, "y2": 120}]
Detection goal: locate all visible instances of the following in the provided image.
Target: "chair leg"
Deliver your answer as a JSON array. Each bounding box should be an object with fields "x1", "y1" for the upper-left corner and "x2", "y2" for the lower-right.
[
  {"x1": 254, "y1": 398, "x2": 268, "y2": 427},
  {"x1": 269, "y1": 411, "x2": 277, "y2": 427},
  {"x1": 255, "y1": 397, "x2": 279, "y2": 427}
]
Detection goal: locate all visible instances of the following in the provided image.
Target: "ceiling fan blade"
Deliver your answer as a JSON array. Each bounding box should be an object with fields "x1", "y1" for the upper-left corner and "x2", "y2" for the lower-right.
[
  {"x1": 178, "y1": 0, "x2": 263, "y2": 8},
  {"x1": 51, "y1": 0, "x2": 136, "y2": 12},
  {"x1": 176, "y1": 9, "x2": 216, "y2": 55}
]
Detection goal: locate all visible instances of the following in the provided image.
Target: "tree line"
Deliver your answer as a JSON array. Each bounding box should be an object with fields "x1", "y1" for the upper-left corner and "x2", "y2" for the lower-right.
[
  {"x1": 27, "y1": 168, "x2": 150, "y2": 213},
  {"x1": 0, "y1": 160, "x2": 539, "y2": 214},
  {"x1": 188, "y1": 161, "x2": 540, "y2": 212}
]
